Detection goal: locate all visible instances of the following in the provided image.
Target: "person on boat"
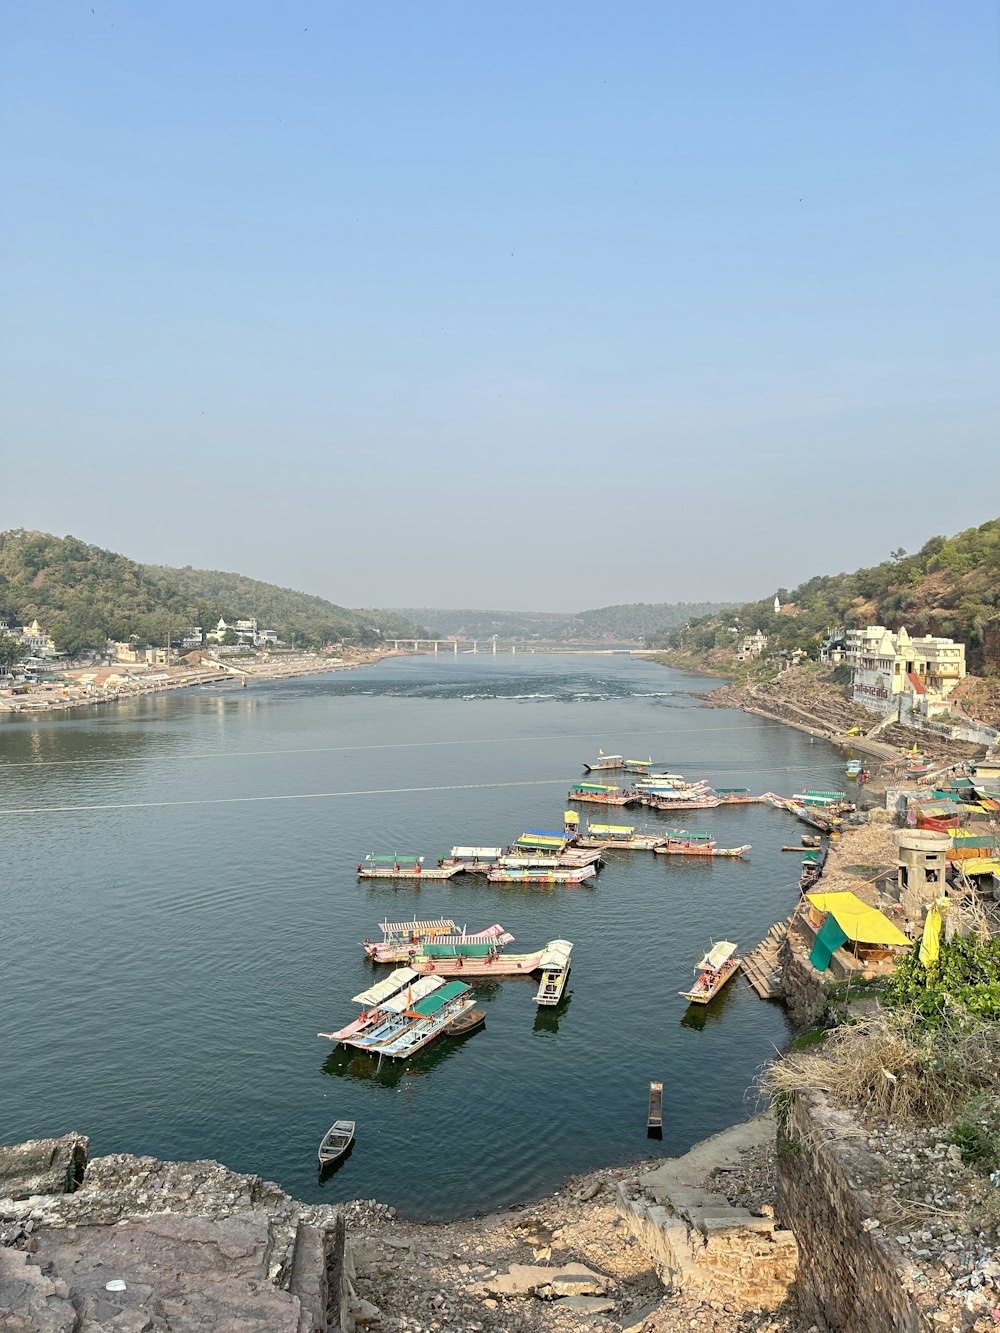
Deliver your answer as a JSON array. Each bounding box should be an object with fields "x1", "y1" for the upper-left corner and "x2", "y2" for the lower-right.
[{"x1": 357, "y1": 864, "x2": 363, "y2": 873}]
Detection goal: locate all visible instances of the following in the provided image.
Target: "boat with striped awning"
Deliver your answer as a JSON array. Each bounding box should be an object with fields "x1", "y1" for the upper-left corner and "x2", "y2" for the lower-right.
[{"x1": 363, "y1": 918, "x2": 458, "y2": 962}]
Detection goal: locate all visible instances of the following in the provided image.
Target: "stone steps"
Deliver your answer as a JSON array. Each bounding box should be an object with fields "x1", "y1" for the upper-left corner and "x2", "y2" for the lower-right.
[{"x1": 742, "y1": 917, "x2": 792, "y2": 999}]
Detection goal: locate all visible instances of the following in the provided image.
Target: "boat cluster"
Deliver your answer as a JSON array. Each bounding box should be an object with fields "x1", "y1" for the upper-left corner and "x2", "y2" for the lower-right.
[{"x1": 317, "y1": 920, "x2": 574, "y2": 1061}]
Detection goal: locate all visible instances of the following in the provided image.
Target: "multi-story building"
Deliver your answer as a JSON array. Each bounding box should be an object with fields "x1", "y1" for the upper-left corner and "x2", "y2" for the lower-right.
[{"x1": 844, "y1": 625, "x2": 965, "y2": 715}]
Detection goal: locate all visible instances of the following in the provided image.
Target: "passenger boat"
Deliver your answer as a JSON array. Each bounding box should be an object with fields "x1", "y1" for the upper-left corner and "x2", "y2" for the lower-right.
[
  {"x1": 508, "y1": 830, "x2": 570, "y2": 854},
  {"x1": 680, "y1": 941, "x2": 742, "y2": 1004},
  {"x1": 583, "y1": 752, "x2": 625, "y2": 772},
  {"x1": 656, "y1": 837, "x2": 751, "y2": 859},
  {"x1": 318, "y1": 1120, "x2": 355, "y2": 1166},
  {"x1": 496, "y1": 851, "x2": 601, "y2": 869},
  {"x1": 356, "y1": 853, "x2": 461, "y2": 880},
  {"x1": 567, "y1": 782, "x2": 636, "y2": 806},
  {"x1": 625, "y1": 757, "x2": 654, "y2": 774},
  {"x1": 715, "y1": 788, "x2": 757, "y2": 805},
  {"x1": 800, "y1": 846, "x2": 826, "y2": 890},
  {"x1": 534, "y1": 939, "x2": 573, "y2": 1005},
  {"x1": 317, "y1": 969, "x2": 446, "y2": 1042},
  {"x1": 576, "y1": 822, "x2": 667, "y2": 851},
  {"x1": 411, "y1": 938, "x2": 546, "y2": 976},
  {"x1": 362, "y1": 918, "x2": 458, "y2": 962},
  {"x1": 342, "y1": 980, "x2": 478, "y2": 1059},
  {"x1": 845, "y1": 760, "x2": 863, "y2": 780},
  {"x1": 487, "y1": 864, "x2": 598, "y2": 886},
  {"x1": 640, "y1": 792, "x2": 721, "y2": 811}
]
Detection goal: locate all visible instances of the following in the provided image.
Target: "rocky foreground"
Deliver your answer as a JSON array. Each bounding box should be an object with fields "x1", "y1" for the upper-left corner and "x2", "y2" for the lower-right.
[{"x1": 0, "y1": 1126, "x2": 807, "y2": 1333}]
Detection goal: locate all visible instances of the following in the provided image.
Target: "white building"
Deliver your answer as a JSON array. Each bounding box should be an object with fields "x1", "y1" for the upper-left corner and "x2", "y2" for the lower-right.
[
  {"x1": 845, "y1": 626, "x2": 966, "y2": 716},
  {"x1": 735, "y1": 630, "x2": 768, "y2": 662}
]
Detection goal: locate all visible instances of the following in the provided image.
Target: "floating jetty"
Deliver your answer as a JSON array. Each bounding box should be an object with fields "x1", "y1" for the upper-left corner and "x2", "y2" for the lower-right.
[{"x1": 357, "y1": 854, "x2": 461, "y2": 880}]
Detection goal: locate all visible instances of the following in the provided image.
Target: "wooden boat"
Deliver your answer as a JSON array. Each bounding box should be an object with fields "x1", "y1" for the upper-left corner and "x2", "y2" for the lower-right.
[
  {"x1": 715, "y1": 788, "x2": 758, "y2": 805},
  {"x1": 534, "y1": 940, "x2": 573, "y2": 1005},
  {"x1": 509, "y1": 830, "x2": 570, "y2": 854},
  {"x1": 343, "y1": 980, "x2": 477, "y2": 1059},
  {"x1": 567, "y1": 783, "x2": 636, "y2": 806},
  {"x1": 362, "y1": 918, "x2": 459, "y2": 962},
  {"x1": 647, "y1": 1081, "x2": 663, "y2": 1132},
  {"x1": 576, "y1": 822, "x2": 666, "y2": 851},
  {"x1": 318, "y1": 1119, "x2": 355, "y2": 1166},
  {"x1": 317, "y1": 971, "x2": 446, "y2": 1042},
  {"x1": 367, "y1": 922, "x2": 513, "y2": 964},
  {"x1": 411, "y1": 946, "x2": 545, "y2": 976},
  {"x1": 625, "y1": 757, "x2": 654, "y2": 774},
  {"x1": 656, "y1": 838, "x2": 751, "y2": 859},
  {"x1": 357, "y1": 853, "x2": 461, "y2": 880},
  {"x1": 496, "y1": 851, "x2": 601, "y2": 869},
  {"x1": 640, "y1": 793, "x2": 721, "y2": 810},
  {"x1": 583, "y1": 753, "x2": 625, "y2": 772},
  {"x1": 487, "y1": 864, "x2": 597, "y2": 885},
  {"x1": 447, "y1": 1007, "x2": 486, "y2": 1036},
  {"x1": 680, "y1": 941, "x2": 741, "y2": 1004}
]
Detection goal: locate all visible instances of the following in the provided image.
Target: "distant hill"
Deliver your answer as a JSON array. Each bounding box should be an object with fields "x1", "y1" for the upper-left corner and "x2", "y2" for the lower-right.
[
  {"x1": 0, "y1": 530, "x2": 424, "y2": 655},
  {"x1": 392, "y1": 602, "x2": 733, "y2": 644},
  {"x1": 657, "y1": 518, "x2": 1000, "y2": 671},
  {"x1": 389, "y1": 609, "x2": 572, "y2": 640}
]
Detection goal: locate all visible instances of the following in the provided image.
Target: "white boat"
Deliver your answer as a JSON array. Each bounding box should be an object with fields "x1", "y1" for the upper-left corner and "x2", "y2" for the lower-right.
[
  {"x1": 534, "y1": 940, "x2": 573, "y2": 1005},
  {"x1": 680, "y1": 941, "x2": 741, "y2": 1004},
  {"x1": 583, "y1": 753, "x2": 625, "y2": 772}
]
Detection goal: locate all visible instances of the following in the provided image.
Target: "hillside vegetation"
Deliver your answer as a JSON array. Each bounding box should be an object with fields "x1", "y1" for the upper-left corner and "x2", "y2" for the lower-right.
[
  {"x1": 0, "y1": 530, "x2": 423, "y2": 655},
  {"x1": 657, "y1": 519, "x2": 1000, "y2": 670},
  {"x1": 393, "y1": 602, "x2": 731, "y2": 644}
]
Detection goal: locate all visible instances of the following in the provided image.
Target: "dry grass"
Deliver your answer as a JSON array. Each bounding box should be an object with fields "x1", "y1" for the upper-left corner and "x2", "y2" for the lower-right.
[{"x1": 761, "y1": 1013, "x2": 1000, "y2": 1125}]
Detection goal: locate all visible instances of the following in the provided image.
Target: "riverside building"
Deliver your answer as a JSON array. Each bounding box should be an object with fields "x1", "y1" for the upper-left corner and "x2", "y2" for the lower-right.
[{"x1": 845, "y1": 625, "x2": 965, "y2": 717}]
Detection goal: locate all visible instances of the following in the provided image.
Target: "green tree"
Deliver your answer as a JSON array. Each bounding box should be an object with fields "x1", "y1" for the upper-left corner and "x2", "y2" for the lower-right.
[{"x1": 0, "y1": 631, "x2": 26, "y2": 667}]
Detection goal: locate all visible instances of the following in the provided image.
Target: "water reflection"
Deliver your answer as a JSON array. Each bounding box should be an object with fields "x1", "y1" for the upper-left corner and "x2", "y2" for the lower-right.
[
  {"x1": 533, "y1": 989, "x2": 573, "y2": 1036},
  {"x1": 678, "y1": 979, "x2": 739, "y2": 1031}
]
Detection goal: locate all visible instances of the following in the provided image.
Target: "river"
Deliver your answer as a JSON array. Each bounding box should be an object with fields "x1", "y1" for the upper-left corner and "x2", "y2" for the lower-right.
[{"x1": 0, "y1": 653, "x2": 844, "y2": 1218}]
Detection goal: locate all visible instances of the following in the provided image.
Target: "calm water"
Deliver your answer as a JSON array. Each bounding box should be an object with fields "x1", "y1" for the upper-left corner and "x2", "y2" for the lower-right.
[{"x1": 0, "y1": 654, "x2": 842, "y2": 1218}]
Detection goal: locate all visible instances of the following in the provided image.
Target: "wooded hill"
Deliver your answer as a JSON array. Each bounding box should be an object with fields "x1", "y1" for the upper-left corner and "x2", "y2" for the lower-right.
[
  {"x1": 392, "y1": 602, "x2": 731, "y2": 643},
  {"x1": 0, "y1": 530, "x2": 424, "y2": 655},
  {"x1": 657, "y1": 519, "x2": 1000, "y2": 671}
]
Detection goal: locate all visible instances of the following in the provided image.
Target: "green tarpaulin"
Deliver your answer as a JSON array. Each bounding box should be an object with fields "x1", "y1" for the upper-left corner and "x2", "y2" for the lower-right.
[
  {"x1": 810, "y1": 914, "x2": 849, "y2": 972},
  {"x1": 422, "y1": 941, "x2": 493, "y2": 958}
]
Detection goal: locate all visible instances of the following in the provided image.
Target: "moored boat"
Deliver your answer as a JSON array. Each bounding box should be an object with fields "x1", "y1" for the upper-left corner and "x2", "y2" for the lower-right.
[
  {"x1": 534, "y1": 939, "x2": 573, "y2": 1005},
  {"x1": 656, "y1": 837, "x2": 751, "y2": 859},
  {"x1": 567, "y1": 782, "x2": 636, "y2": 806},
  {"x1": 640, "y1": 793, "x2": 721, "y2": 810},
  {"x1": 362, "y1": 918, "x2": 458, "y2": 962},
  {"x1": 583, "y1": 752, "x2": 625, "y2": 771},
  {"x1": 317, "y1": 970, "x2": 446, "y2": 1042},
  {"x1": 343, "y1": 980, "x2": 478, "y2": 1058},
  {"x1": 576, "y1": 822, "x2": 667, "y2": 851},
  {"x1": 410, "y1": 943, "x2": 545, "y2": 976},
  {"x1": 318, "y1": 1120, "x2": 355, "y2": 1166},
  {"x1": 496, "y1": 850, "x2": 601, "y2": 869},
  {"x1": 443, "y1": 846, "x2": 503, "y2": 871},
  {"x1": 715, "y1": 788, "x2": 758, "y2": 805},
  {"x1": 680, "y1": 941, "x2": 741, "y2": 1004},
  {"x1": 487, "y1": 864, "x2": 597, "y2": 885}
]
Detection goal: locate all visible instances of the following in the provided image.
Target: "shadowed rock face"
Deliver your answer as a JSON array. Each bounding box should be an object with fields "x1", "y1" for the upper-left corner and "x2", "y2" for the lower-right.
[
  {"x1": 0, "y1": 1134, "x2": 89, "y2": 1202},
  {"x1": 0, "y1": 1137, "x2": 342, "y2": 1333}
]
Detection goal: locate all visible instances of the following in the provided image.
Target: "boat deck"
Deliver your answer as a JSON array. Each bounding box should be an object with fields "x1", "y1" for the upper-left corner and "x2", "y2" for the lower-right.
[{"x1": 357, "y1": 865, "x2": 462, "y2": 880}]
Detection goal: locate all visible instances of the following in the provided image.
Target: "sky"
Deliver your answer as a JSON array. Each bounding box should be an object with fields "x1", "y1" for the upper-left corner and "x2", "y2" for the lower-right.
[{"x1": 2, "y1": 2, "x2": 999, "y2": 612}]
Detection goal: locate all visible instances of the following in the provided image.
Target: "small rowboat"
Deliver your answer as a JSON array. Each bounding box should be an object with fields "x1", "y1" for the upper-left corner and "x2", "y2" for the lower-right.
[
  {"x1": 318, "y1": 1119, "x2": 355, "y2": 1166},
  {"x1": 647, "y1": 1080, "x2": 663, "y2": 1133},
  {"x1": 447, "y1": 1007, "x2": 486, "y2": 1037}
]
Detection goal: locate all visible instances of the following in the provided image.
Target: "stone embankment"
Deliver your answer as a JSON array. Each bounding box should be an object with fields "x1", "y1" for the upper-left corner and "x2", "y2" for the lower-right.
[{"x1": 697, "y1": 667, "x2": 987, "y2": 768}]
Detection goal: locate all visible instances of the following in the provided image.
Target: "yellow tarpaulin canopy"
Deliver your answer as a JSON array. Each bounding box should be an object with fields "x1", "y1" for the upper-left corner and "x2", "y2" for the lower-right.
[
  {"x1": 807, "y1": 891, "x2": 910, "y2": 947},
  {"x1": 964, "y1": 859, "x2": 1000, "y2": 876}
]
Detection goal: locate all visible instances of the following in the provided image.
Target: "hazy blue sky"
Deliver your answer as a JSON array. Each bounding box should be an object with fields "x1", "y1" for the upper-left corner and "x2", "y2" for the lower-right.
[{"x1": 3, "y1": 2, "x2": 998, "y2": 611}]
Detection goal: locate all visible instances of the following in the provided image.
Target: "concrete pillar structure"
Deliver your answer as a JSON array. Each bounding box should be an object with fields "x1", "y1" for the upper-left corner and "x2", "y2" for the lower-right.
[{"x1": 893, "y1": 829, "x2": 951, "y2": 926}]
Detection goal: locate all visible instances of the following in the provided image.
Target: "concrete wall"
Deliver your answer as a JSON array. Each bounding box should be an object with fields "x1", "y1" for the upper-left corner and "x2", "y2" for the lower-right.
[{"x1": 777, "y1": 1092, "x2": 932, "y2": 1332}]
